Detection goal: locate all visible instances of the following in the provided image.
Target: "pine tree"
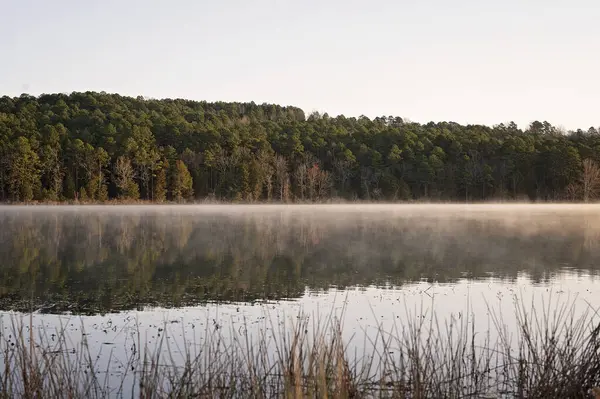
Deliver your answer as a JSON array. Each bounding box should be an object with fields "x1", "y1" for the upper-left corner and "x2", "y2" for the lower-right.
[
  {"x1": 153, "y1": 162, "x2": 168, "y2": 203},
  {"x1": 170, "y1": 160, "x2": 193, "y2": 202}
]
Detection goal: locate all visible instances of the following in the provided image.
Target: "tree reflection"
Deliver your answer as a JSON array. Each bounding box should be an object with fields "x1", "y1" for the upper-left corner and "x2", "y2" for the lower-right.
[{"x1": 0, "y1": 207, "x2": 599, "y2": 314}]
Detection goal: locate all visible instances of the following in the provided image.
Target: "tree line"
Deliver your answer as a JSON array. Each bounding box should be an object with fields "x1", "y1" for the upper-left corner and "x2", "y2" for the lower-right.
[{"x1": 2, "y1": 91, "x2": 600, "y2": 203}]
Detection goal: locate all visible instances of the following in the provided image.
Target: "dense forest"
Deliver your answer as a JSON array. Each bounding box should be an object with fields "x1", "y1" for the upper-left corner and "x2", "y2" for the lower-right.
[{"x1": 1, "y1": 91, "x2": 600, "y2": 203}]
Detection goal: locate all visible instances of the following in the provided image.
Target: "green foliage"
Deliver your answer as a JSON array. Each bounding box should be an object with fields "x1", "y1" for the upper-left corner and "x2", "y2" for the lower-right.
[
  {"x1": 7, "y1": 137, "x2": 40, "y2": 201},
  {"x1": 97, "y1": 181, "x2": 109, "y2": 201},
  {"x1": 78, "y1": 186, "x2": 88, "y2": 201},
  {"x1": 125, "y1": 181, "x2": 140, "y2": 200},
  {"x1": 1, "y1": 91, "x2": 599, "y2": 202},
  {"x1": 170, "y1": 160, "x2": 193, "y2": 201},
  {"x1": 63, "y1": 173, "x2": 76, "y2": 200},
  {"x1": 153, "y1": 164, "x2": 168, "y2": 203}
]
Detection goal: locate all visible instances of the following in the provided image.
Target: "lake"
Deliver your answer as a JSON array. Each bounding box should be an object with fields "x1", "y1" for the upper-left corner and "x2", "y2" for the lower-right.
[{"x1": 0, "y1": 204, "x2": 599, "y2": 398}]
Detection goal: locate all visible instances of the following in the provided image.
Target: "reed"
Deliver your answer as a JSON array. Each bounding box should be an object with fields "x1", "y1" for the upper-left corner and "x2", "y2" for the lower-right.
[{"x1": 0, "y1": 296, "x2": 598, "y2": 398}]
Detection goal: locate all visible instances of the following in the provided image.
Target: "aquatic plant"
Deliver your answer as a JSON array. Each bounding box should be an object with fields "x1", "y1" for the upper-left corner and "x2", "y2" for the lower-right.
[{"x1": 0, "y1": 296, "x2": 598, "y2": 398}]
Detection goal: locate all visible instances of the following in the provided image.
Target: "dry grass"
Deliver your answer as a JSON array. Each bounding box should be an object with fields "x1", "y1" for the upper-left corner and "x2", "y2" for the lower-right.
[{"x1": 0, "y1": 298, "x2": 599, "y2": 398}]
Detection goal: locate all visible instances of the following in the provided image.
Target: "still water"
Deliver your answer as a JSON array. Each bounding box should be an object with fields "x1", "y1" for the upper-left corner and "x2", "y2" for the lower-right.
[{"x1": 0, "y1": 204, "x2": 599, "y2": 394}]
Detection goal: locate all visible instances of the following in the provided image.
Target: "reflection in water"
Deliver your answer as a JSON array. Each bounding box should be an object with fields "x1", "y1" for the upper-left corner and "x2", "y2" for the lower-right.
[{"x1": 0, "y1": 204, "x2": 599, "y2": 314}]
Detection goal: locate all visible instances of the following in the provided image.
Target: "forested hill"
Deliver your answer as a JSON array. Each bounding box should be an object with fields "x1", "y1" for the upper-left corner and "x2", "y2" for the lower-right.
[{"x1": 1, "y1": 91, "x2": 600, "y2": 203}]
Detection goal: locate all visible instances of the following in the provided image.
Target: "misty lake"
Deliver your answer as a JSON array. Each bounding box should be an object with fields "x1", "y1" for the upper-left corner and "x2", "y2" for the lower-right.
[{"x1": 0, "y1": 204, "x2": 599, "y2": 397}]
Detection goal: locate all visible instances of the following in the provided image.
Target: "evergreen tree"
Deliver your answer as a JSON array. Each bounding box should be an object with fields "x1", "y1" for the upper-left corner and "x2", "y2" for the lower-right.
[
  {"x1": 170, "y1": 160, "x2": 193, "y2": 202},
  {"x1": 0, "y1": 91, "x2": 599, "y2": 203},
  {"x1": 8, "y1": 137, "x2": 40, "y2": 202},
  {"x1": 153, "y1": 162, "x2": 168, "y2": 203}
]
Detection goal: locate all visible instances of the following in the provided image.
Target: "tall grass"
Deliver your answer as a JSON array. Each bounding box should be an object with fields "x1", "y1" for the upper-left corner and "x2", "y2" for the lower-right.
[{"x1": 0, "y1": 297, "x2": 599, "y2": 398}]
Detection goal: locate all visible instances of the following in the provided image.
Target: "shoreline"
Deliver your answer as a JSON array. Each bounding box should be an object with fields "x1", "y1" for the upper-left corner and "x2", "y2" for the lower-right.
[{"x1": 1, "y1": 199, "x2": 600, "y2": 206}]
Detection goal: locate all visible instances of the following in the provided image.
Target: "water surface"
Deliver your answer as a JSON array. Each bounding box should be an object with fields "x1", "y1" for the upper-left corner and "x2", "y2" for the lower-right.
[
  {"x1": 1, "y1": 204, "x2": 598, "y2": 313},
  {"x1": 0, "y1": 204, "x2": 599, "y2": 394}
]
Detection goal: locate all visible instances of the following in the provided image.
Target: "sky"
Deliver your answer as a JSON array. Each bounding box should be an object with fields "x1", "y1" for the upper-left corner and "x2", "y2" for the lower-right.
[{"x1": 1, "y1": 0, "x2": 600, "y2": 131}]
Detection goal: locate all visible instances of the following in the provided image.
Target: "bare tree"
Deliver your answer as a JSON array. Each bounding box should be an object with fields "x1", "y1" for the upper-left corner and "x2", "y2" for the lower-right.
[
  {"x1": 305, "y1": 162, "x2": 331, "y2": 201},
  {"x1": 282, "y1": 176, "x2": 291, "y2": 202},
  {"x1": 264, "y1": 166, "x2": 274, "y2": 201},
  {"x1": 274, "y1": 155, "x2": 289, "y2": 201},
  {"x1": 214, "y1": 148, "x2": 236, "y2": 176},
  {"x1": 333, "y1": 158, "x2": 354, "y2": 195},
  {"x1": 114, "y1": 156, "x2": 137, "y2": 199},
  {"x1": 41, "y1": 144, "x2": 64, "y2": 200},
  {"x1": 582, "y1": 158, "x2": 600, "y2": 202},
  {"x1": 306, "y1": 163, "x2": 319, "y2": 201},
  {"x1": 294, "y1": 162, "x2": 308, "y2": 201},
  {"x1": 252, "y1": 150, "x2": 273, "y2": 201},
  {"x1": 360, "y1": 166, "x2": 380, "y2": 200},
  {"x1": 565, "y1": 182, "x2": 581, "y2": 201},
  {"x1": 315, "y1": 168, "x2": 331, "y2": 200}
]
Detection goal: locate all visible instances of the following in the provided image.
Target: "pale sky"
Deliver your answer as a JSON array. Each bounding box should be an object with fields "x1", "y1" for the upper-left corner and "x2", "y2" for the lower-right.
[{"x1": 1, "y1": 0, "x2": 599, "y2": 130}]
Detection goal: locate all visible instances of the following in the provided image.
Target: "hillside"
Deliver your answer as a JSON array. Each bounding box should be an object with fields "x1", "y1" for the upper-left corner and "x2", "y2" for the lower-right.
[{"x1": 1, "y1": 91, "x2": 599, "y2": 202}]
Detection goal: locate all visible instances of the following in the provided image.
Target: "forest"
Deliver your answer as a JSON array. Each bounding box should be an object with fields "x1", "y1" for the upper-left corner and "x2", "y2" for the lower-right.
[{"x1": 1, "y1": 91, "x2": 600, "y2": 203}]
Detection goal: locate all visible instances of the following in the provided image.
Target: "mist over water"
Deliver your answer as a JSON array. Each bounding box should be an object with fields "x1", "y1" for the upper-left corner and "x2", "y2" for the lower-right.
[
  {"x1": 0, "y1": 204, "x2": 599, "y2": 313},
  {"x1": 0, "y1": 204, "x2": 599, "y2": 395}
]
